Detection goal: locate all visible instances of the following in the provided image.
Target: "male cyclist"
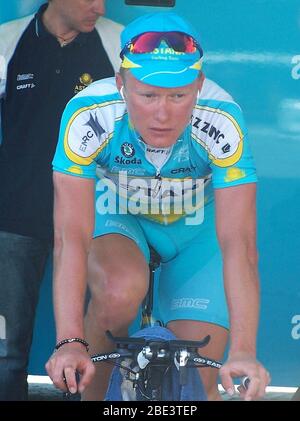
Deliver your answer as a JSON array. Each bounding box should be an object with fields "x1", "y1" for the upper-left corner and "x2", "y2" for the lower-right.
[{"x1": 46, "y1": 12, "x2": 270, "y2": 401}]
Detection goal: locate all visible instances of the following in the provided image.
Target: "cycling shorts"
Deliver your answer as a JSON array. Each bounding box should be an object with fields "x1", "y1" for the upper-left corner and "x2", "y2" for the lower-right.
[{"x1": 93, "y1": 190, "x2": 229, "y2": 330}]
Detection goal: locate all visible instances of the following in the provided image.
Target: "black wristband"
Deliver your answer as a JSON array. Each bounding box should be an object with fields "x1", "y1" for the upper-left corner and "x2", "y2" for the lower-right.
[{"x1": 54, "y1": 338, "x2": 89, "y2": 352}]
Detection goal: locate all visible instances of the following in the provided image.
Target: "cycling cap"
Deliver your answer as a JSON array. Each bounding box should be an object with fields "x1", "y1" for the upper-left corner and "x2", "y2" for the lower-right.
[{"x1": 120, "y1": 12, "x2": 203, "y2": 88}]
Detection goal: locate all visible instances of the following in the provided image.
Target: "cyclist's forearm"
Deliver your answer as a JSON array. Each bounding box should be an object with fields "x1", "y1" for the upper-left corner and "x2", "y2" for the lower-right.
[
  {"x1": 52, "y1": 173, "x2": 95, "y2": 342},
  {"x1": 223, "y1": 243, "x2": 259, "y2": 357},
  {"x1": 53, "y1": 236, "x2": 90, "y2": 342}
]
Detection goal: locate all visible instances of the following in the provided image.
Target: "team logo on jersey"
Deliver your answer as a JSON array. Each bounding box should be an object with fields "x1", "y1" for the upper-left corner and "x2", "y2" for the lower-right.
[
  {"x1": 64, "y1": 109, "x2": 108, "y2": 165},
  {"x1": 16, "y1": 73, "x2": 36, "y2": 90},
  {"x1": 171, "y1": 166, "x2": 196, "y2": 174},
  {"x1": 121, "y1": 142, "x2": 135, "y2": 158},
  {"x1": 74, "y1": 73, "x2": 93, "y2": 94},
  {"x1": 84, "y1": 114, "x2": 105, "y2": 139},
  {"x1": 17, "y1": 73, "x2": 34, "y2": 81},
  {"x1": 80, "y1": 73, "x2": 93, "y2": 85},
  {"x1": 191, "y1": 105, "x2": 244, "y2": 168}
]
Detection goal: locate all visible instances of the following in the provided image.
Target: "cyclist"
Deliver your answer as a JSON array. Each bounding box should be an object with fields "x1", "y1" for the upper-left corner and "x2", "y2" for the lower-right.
[{"x1": 46, "y1": 12, "x2": 270, "y2": 401}]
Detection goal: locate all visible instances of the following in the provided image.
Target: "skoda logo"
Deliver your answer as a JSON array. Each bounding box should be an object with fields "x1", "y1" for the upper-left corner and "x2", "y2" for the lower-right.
[{"x1": 121, "y1": 142, "x2": 135, "y2": 158}]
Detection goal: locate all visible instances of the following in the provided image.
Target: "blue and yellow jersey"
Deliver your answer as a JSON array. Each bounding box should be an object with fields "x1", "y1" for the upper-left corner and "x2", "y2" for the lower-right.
[{"x1": 53, "y1": 77, "x2": 257, "y2": 224}]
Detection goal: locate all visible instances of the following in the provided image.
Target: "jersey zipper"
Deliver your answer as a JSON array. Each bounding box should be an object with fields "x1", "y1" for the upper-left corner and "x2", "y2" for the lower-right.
[
  {"x1": 152, "y1": 170, "x2": 162, "y2": 198},
  {"x1": 137, "y1": 138, "x2": 174, "y2": 198}
]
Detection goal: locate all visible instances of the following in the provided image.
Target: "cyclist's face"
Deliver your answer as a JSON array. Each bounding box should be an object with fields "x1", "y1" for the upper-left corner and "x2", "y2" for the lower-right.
[
  {"x1": 118, "y1": 72, "x2": 202, "y2": 148},
  {"x1": 50, "y1": 0, "x2": 105, "y2": 32}
]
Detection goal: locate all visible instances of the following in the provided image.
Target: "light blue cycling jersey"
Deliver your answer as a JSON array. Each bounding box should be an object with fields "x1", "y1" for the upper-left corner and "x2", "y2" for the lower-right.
[
  {"x1": 53, "y1": 76, "x2": 257, "y2": 225},
  {"x1": 52, "y1": 76, "x2": 257, "y2": 329}
]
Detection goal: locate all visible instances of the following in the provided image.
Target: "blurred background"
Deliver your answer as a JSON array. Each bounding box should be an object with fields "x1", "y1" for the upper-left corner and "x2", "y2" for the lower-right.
[{"x1": 0, "y1": 0, "x2": 299, "y2": 387}]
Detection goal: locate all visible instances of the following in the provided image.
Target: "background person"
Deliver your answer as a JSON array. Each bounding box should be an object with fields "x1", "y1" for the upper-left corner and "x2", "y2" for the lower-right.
[
  {"x1": 0, "y1": 0, "x2": 122, "y2": 401},
  {"x1": 46, "y1": 12, "x2": 270, "y2": 401}
]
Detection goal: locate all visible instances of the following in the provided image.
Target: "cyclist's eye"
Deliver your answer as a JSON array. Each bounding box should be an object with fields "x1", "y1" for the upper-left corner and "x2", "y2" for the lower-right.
[
  {"x1": 170, "y1": 93, "x2": 186, "y2": 100},
  {"x1": 142, "y1": 93, "x2": 156, "y2": 98}
]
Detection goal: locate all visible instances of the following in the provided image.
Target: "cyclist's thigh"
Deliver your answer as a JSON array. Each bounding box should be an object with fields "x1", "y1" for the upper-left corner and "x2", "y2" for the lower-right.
[
  {"x1": 94, "y1": 187, "x2": 150, "y2": 262},
  {"x1": 89, "y1": 211, "x2": 150, "y2": 298},
  {"x1": 158, "y1": 209, "x2": 229, "y2": 329}
]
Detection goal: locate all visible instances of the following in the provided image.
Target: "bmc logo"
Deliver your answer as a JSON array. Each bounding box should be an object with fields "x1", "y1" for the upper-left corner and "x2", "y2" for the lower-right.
[{"x1": 291, "y1": 315, "x2": 300, "y2": 339}]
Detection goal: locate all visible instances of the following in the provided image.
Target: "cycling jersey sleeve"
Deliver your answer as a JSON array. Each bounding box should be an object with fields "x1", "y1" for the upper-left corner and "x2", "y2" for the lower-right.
[
  {"x1": 191, "y1": 99, "x2": 257, "y2": 188},
  {"x1": 52, "y1": 78, "x2": 124, "y2": 179},
  {"x1": 52, "y1": 96, "x2": 106, "y2": 179}
]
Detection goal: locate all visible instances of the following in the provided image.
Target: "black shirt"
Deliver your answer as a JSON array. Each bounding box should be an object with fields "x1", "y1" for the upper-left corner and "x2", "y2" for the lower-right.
[{"x1": 0, "y1": 4, "x2": 115, "y2": 241}]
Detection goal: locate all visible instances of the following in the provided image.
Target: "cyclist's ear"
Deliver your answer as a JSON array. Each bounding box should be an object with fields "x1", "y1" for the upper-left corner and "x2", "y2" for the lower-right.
[
  {"x1": 197, "y1": 72, "x2": 205, "y2": 98},
  {"x1": 116, "y1": 72, "x2": 125, "y2": 101},
  {"x1": 120, "y1": 86, "x2": 125, "y2": 100}
]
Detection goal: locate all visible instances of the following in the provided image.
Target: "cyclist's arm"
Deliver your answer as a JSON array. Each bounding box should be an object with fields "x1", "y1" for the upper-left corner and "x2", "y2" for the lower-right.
[
  {"x1": 53, "y1": 171, "x2": 94, "y2": 339},
  {"x1": 46, "y1": 171, "x2": 95, "y2": 393},
  {"x1": 214, "y1": 183, "x2": 269, "y2": 400}
]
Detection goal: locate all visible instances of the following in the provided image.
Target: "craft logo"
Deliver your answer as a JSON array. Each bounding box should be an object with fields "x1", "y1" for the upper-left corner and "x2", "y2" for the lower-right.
[
  {"x1": 121, "y1": 142, "x2": 135, "y2": 158},
  {"x1": 16, "y1": 73, "x2": 35, "y2": 90},
  {"x1": 171, "y1": 166, "x2": 196, "y2": 174}
]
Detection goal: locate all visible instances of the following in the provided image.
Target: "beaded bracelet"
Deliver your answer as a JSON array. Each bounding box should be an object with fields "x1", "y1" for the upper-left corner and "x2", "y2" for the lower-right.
[{"x1": 54, "y1": 338, "x2": 89, "y2": 352}]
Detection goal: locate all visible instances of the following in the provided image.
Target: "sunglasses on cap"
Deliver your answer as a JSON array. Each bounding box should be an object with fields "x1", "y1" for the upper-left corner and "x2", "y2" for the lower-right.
[{"x1": 120, "y1": 31, "x2": 203, "y2": 59}]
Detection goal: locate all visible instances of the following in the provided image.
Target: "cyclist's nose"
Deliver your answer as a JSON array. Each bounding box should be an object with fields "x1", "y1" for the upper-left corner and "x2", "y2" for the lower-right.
[{"x1": 155, "y1": 98, "x2": 170, "y2": 122}]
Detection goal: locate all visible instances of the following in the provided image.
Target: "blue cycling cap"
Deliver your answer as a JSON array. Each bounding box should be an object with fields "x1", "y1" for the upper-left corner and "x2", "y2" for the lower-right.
[{"x1": 120, "y1": 12, "x2": 203, "y2": 88}]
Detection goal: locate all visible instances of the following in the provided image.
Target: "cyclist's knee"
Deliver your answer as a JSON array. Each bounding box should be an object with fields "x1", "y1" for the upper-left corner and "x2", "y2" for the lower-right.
[{"x1": 87, "y1": 268, "x2": 147, "y2": 329}]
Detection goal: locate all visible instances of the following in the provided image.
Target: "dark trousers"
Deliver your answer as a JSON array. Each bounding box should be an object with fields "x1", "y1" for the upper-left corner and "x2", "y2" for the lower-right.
[{"x1": 0, "y1": 231, "x2": 50, "y2": 400}]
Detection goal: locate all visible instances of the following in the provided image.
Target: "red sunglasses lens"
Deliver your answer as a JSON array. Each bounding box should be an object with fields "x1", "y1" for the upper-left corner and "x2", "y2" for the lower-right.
[
  {"x1": 131, "y1": 33, "x2": 163, "y2": 53},
  {"x1": 165, "y1": 32, "x2": 196, "y2": 52},
  {"x1": 130, "y1": 32, "x2": 197, "y2": 54}
]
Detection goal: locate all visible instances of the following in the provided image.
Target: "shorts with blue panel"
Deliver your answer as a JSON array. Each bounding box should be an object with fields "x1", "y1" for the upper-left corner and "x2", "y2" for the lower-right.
[{"x1": 93, "y1": 187, "x2": 229, "y2": 330}]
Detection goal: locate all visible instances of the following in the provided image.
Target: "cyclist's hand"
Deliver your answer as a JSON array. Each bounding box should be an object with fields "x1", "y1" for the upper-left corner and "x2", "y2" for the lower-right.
[
  {"x1": 45, "y1": 343, "x2": 95, "y2": 394},
  {"x1": 219, "y1": 352, "x2": 271, "y2": 401}
]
